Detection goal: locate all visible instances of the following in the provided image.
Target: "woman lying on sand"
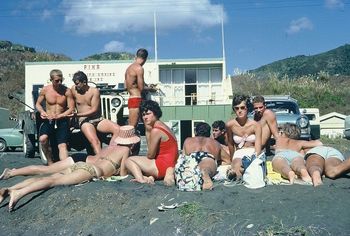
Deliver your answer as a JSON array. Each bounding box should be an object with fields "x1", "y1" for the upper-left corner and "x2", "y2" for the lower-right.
[
  {"x1": 305, "y1": 146, "x2": 350, "y2": 186},
  {"x1": 0, "y1": 126, "x2": 140, "y2": 212},
  {"x1": 272, "y1": 123, "x2": 322, "y2": 184}
]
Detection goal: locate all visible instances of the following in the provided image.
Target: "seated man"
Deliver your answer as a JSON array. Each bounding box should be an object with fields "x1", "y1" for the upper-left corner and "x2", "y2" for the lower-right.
[
  {"x1": 70, "y1": 71, "x2": 120, "y2": 154},
  {"x1": 176, "y1": 122, "x2": 230, "y2": 190},
  {"x1": 305, "y1": 146, "x2": 350, "y2": 187},
  {"x1": 211, "y1": 120, "x2": 229, "y2": 154}
]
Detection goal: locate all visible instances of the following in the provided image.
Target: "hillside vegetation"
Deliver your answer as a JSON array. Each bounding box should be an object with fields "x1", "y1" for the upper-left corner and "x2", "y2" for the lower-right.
[
  {"x1": 82, "y1": 52, "x2": 134, "y2": 61},
  {"x1": 250, "y1": 44, "x2": 350, "y2": 78}
]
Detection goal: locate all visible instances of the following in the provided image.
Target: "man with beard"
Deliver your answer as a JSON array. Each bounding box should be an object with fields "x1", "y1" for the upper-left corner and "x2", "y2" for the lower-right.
[
  {"x1": 36, "y1": 69, "x2": 75, "y2": 165},
  {"x1": 252, "y1": 95, "x2": 279, "y2": 148},
  {"x1": 70, "y1": 71, "x2": 120, "y2": 155}
]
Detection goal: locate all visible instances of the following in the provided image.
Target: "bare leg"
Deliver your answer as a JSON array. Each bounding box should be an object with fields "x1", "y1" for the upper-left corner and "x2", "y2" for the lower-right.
[
  {"x1": 81, "y1": 123, "x2": 101, "y2": 155},
  {"x1": 163, "y1": 167, "x2": 175, "y2": 186},
  {"x1": 128, "y1": 108, "x2": 139, "y2": 128},
  {"x1": 8, "y1": 170, "x2": 93, "y2": 211},
  {"x1": 126, "y1": 156, "x2": 158, "y2": 184},
  {"x1": 1, "y1": 157, "x2": 74, "y2": 179},
  {"x1": 199, "y1": 159, "x2": 216, "y2": 190},
  {"x1": 291, "y1": 157, "x2": 312, "y2": 183},
  {"x1": 325, "y1": 157, "x2": 350, "y2": 179},
  {"x1": 272, "y1": 157, "x2": 296, "y2": 184},
  {"x1": 57, "y1": 143, "x2": 69, "y2": 161},
  {"x1": 97, "y1": 119, "x2": 120, "y2": 143},
  {"x1": 306, "y1": 154, "x2": 324, "y2": 187},
  {"x1": 39, "y1": 134, "x2": 53, "y2": 165}
]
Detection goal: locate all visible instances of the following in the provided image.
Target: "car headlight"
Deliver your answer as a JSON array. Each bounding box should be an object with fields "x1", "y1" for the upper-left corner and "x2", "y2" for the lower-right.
[
  {"x1": 297, "y1": 116, "x2": 309, "y2": 128},
  {"x1": 111, "y1": 98, "x2": 121, "y2": 107}
]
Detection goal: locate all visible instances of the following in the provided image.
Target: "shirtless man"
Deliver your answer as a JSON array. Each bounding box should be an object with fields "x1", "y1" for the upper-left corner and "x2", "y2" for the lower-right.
[
  {"x1": 180, "y1": 122, "x2": 231, "y2": 190},
  {"x1": 252, "y1": 95, "x2": 279, "y2": 147},
  {"x1": 124, "y1": 48, "x2": 149, "y2": 127},
  {"x1": 36, "y1": 69, "x2": 74, "y2": 165},
  {"x1": 70, "y1": 71, "x2": 120, "y2": 155}
]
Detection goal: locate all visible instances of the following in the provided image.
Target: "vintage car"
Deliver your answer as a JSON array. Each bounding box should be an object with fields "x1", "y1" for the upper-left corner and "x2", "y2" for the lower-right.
[
  {"x1": 344, "y1": 116, "x2": 350, "y2": 140},
  {"x1": 0, "y1": 121, "x2": 24, "y2": 152}
]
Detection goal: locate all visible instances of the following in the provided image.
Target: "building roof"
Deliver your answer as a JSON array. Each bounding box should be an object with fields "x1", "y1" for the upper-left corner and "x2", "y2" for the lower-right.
[{"x1": 320, "y1": 112, "x2": 346, "y2": 122}]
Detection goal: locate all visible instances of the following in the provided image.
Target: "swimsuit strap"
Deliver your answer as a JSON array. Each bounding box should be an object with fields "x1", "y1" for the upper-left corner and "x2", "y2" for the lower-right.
[{"x1": 154, "y1": 125, "x2": 176, "y2": 141}]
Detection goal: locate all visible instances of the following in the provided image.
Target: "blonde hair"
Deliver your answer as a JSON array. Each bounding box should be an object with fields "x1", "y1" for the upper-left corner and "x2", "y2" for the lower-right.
[{"x1": 50, "y1": 69, "x2": 63, "y2": 80}]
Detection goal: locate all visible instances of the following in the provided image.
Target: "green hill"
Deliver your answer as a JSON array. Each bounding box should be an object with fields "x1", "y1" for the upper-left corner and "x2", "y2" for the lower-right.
[
  {"x1": 82, "y1": 52, "x2": 134, "y2": 61},
  {"x1": 250, "y1": 44, "x2": 350, "y2": 77}
]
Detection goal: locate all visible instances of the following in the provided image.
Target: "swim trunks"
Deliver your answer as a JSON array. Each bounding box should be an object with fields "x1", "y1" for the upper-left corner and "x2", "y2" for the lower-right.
[
  {"x1": 128, "y1": 97, "x2": 142, "y2": 109},
  {"x1": 39, "y1": 118, "x2": 69, "y2": 144},
  {"x1": 186, "y1": 151, "x2": 216, "y2": 164},
  {"x1": 79, "y1": 115, "x2": 104, "y2": 128},
  {"x1": 273, "y1": 149, "x2": 303, "y2": 165},
  {"x1": 154, "y1": 125, "x2": 178, "y2": 179},
  {"x1": 69, "y1": 162, "x2": 98, "y2": 177},
  {"x1": 305, "y1": 146, "x2": 345, "y2": 161}
]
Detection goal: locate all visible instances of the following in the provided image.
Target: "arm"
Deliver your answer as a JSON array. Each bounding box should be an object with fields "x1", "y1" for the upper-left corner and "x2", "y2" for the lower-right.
[
  {"x1": 35, "y1": 88, "x2": 48, "y2": 119},
  {"x1": 254, "y1": 122, "x2": 262, "y2": 155},
  {"x1": 226, "y1": 121, "x2": 234, "y2": 159},
  {"x1": 146, "y1": 128, "x2": 162, "y2": 159},
  {"x1": 57, "y1": 88, "x2": 75, "y2": 119},
  {"x1": 220, "y1": 145, "x2": 231, "y2": 165},
  {"x1": 76, "y1": 88, "x2": 101, "y2": 117},
  {"x1": 300, "y1": 140, "x2": 323, "y2": 150},
  {"x1": 265, "y1": 110, "x2": 279, "y2": 139},
  {"x1": 136, "y1": 67, "x2": 145, "y2": 92}
]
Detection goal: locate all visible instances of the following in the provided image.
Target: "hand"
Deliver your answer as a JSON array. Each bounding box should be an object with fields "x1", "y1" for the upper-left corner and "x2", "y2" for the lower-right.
[{"x1": 40, "y1": 111, "x2": 48, "y2": 119}]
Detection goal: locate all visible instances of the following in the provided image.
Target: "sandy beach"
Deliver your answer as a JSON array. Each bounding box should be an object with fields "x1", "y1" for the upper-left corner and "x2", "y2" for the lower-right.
[{"x1": 1, "y1": 152, "x2": 350, "y2": 235}]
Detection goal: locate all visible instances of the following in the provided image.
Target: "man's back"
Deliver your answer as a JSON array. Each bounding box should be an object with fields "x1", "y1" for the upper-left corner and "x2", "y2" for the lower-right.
[
  {"x1": 183, "y1": 137, "x2": 221, "y2": 160},
  {"x1": 125, "y1": 62, "x2": 144, "y2": 97}
]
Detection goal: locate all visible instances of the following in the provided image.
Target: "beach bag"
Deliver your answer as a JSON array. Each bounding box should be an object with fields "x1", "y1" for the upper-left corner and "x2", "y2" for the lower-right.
[
  {"x1": 243, "y1": 153, "x2": 266, "y2": 189},
  {"x1": 175, "y1": 153, "x2": 203, "y2": 191}
]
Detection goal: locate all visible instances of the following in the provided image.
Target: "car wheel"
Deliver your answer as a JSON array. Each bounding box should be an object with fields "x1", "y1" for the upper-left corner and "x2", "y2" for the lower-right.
[{"x1": 0, "y1": 139, "x2": 7, "y2": 152}]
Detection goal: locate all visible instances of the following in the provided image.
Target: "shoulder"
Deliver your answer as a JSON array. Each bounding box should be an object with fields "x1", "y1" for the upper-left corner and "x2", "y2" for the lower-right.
[
  {"x1": 226, "y1": 119, "x2": 236, "y2": 127},
  {"x1": 263, "y1": 109, "x2": 276, "y2": 119}
]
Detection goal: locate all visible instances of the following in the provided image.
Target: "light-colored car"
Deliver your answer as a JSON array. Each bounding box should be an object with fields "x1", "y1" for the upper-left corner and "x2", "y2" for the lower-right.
[
  {"x1": 250, "y1": 95, "x2": 311, "y2": 140},
  {"x1": 0, "y1": 121, "x2": 24, "y2": 152},
  {"x1": 344, "y1": 116, "x2": 350, "y2": 140}
]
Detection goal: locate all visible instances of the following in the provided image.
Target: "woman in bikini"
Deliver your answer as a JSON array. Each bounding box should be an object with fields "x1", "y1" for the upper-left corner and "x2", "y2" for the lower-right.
[
  {"x1": 125, "y1": 100, "x2": 178, "y2": 184},
  {"x1": 0, "y1": 126, "x2": 140, "y2": 212},
  {"x1": 226, "y1": 95, "x2": 262, "y2": 181}
]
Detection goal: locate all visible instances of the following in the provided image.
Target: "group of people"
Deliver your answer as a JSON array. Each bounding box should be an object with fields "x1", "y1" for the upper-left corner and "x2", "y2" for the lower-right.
[{"x1": 1, "y1": 47, "x2": 350, "y2": 211}]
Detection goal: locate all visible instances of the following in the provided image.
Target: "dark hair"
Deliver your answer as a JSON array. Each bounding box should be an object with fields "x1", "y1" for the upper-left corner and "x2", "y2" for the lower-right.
[
  {"x1": 195, "y1": 122, "x2": 211, "y2": 137},
  {"x1": 72, "y1": 71, "x2": 88, "y2": 83},
  {"x1": 232, "y1": 94, "x2": 251, "y2": 108},
  {"x1": 140, "y1": 100, "x2": 162, "y2": 119},
  {"x1": 212, "y1": 120, "x2": 225, "y2": 131},
  {"x1": 136, "y1": 48, "x2": 148, "y2": 60},
  {"x1": 252, "y1": 95, "x2": 265, "y2": 104}
]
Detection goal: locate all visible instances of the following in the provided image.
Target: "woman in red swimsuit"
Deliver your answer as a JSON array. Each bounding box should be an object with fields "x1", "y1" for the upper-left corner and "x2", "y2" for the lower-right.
[{"x1": 125, "y1": 100, "x2": 178, "y2": 184}]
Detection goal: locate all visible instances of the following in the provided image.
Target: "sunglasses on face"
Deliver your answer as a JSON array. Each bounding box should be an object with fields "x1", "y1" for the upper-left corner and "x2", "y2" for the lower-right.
[
  {"x1": 54, "y1": 79, "x2": 62, "y2": 83},
  {"x1": 234, "y1": 106, "x2": 247, "y2": 111}
]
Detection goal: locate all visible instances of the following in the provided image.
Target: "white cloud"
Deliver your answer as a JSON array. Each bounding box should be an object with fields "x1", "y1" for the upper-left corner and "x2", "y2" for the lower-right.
[
  {"x1": 61, "y1": 0, "x2": 226, "y2": 34},
  {"x1": 324, "y1": 0, "x2": 344, "y2": 9},
  {"x1": 103, "y1": 41, "x2": 127, "y2": 52},
  {"x1": 41, "y1": 9, "x2": 52, "y2": 20},
  {"x1": 286, "y1": 17, "x2": 313, "y2": 35}
]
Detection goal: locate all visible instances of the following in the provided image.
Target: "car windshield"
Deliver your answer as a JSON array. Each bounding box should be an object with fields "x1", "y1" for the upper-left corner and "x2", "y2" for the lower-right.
[{"x1": 265, "y1": 101, "x2": 299, "y2": 114}]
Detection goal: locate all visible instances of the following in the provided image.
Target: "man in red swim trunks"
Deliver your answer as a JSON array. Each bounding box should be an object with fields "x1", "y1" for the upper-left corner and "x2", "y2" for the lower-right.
[{"x1": 124, "y1": 48, "x2": 149, "y2": 127}]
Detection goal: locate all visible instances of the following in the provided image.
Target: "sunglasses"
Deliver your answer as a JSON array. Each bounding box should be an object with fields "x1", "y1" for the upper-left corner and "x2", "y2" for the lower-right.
[
  {"x1": 54, "y1": 79, "x2": 62, "y2": 83},
  {"x1": 254, "y1": 105, "x2": 264, "y2": 110},
  {"x1": 234, "y1": 105, "x2": 247, "y2": 111}
]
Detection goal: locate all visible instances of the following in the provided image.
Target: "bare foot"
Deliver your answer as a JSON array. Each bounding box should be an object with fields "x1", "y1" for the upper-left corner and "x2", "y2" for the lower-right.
[
  {"x1": 202, "y1": 175, "x2": 213, "y2": 190},
  {"x1": 288, "y1": 171, "x2": 296, "y2": 184},
  {"x1": 311, "y1": 171, "x2": 323, "y2": 187},
  {"x1": 300, "y1": 169, "x2": 312, "y2": 183},
  {"x1": 0, "y1": 168, "x2": 12, "y2": 180},
  {"x1": 0, "y1": 188, "x2": 9, "y2": 204},
  {"x1": 226, "y1": 168, "x2": 236, "y2": 180},
  {"x1": 130, "y1": 176, "x2": 155, "y2": 184},
  {"x1": 9, "y1": 189, "x2": 21, "y2": 212},
  {"x1": 163, "y1": 167, "x2": 175, "y2": 186}
]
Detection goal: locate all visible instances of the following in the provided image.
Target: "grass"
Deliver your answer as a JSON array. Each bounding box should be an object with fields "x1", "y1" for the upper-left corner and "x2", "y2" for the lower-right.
[{"x1": 320, "y1": 136, "x2": 350, "y2": 155}]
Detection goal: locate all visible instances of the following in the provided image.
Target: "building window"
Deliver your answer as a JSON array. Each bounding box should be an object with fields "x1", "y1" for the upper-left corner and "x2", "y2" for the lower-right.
[{"x1": 210, "y1": 68, "x2": 222, "y2": 83}]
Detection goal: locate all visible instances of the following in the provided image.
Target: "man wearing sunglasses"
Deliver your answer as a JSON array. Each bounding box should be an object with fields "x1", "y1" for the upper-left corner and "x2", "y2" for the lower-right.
[
  {"x1": 35, "y1": 69, "x2": 75, "y2": 165},
  {"x1": 252, "y1": 95, "x2": 279, "y2": 148}
]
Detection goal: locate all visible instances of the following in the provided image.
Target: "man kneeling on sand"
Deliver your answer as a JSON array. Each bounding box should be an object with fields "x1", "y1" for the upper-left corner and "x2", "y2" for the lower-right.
[
  {"x1": 171, "y1": 122, "x2": 230, "y2": 190},
  {"x1": 0, "y1": 126, "x2": 140, "y2": 212}
]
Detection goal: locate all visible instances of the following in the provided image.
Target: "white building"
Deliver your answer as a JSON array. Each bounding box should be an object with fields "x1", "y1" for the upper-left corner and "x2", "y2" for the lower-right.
[{"x1": 320, "y1": 112, "x2": 346, "y2": 138}]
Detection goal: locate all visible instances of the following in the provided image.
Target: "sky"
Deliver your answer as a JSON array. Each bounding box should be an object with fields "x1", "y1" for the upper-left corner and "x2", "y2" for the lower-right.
[{"x1": 0, "y1": 0, "x2": 349, "y2": 74}]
